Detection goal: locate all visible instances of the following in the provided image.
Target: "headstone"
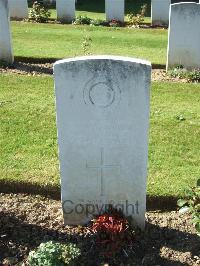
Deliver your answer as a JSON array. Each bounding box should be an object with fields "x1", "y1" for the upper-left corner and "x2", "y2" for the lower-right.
[
  {"x1": 167, "y1": 2, "x2": 200, "y2": 70},
  {"x1": 56, "y1": 0, "x2": 75, "y2": 23},
  {"x1": 151, "y1": 0, "x2": 171, "y2": 26},
  {"x1": 105, "y1": 0, "x2": 124, "y2": 22},
  {"x1": 54, "y1": 55, "x2": 151, "y2": 229},
  {"x1": 0, "y1": 0, "x2": 13, "y2": 64},
  {"x1": 8, "y1": 0, "x2": 28, "y2": 20}
]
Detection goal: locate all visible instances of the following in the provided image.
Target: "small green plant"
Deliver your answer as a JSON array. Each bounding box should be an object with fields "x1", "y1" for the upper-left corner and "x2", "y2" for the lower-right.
[
  {"x1": 177, "y1": 179, "x2": 200, "y2": 236},
  {"x1": 127, "y1": 4, "x2": 147, "y2": 28},
  {"x1": 81, "y1": 34, "x2": 92, "y2": 55},
  {"x1": 168, "y1": 66, "x2": 200, "y2": 83},
  {"x1": 28, "y1": 241, "x2": 81, "y2": 266},
  {"x1": 28, "y1": 1, "x2": 51, "y2": 23},
  {"x1": 73, "y1": 15, "x2": 92, "y2": 25},
  {"x1": 175, "y1": 114, "x2": 186, "y2": 121},
  {"x1": 187, "y1": 69, "x2": 200, "y2": 82},
  {"x1": 90, "y1": 19, "x2": 106, "y2": 26}
]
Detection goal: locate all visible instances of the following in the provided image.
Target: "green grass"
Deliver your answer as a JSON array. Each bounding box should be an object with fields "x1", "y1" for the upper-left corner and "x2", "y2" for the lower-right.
[
  {"x1": 11, "y1": 21, "x2": 167, "y2": 65},
  {"x1": 0, "y1": 74, "x2": 199, "y2": 197}
]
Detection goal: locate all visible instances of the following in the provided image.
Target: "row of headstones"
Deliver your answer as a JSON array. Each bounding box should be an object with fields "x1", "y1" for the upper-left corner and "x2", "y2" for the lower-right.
[
  {"x1": 1, "y1": 0, "x2": 200, "y2": 69},
  {"x1": 7, "y1": 0, "x2": 199, "y2": 26},
  {"x1": 5, "y1": 0, "x2": 125, "y2": 23},
  {"x1": 45, "y1": 0, "x2": 200, "y2": 25}
]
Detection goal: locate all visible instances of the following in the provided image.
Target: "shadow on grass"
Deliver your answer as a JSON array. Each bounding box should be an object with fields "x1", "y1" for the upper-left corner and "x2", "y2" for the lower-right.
[
  {"x1": 0, "y1": 212, "x2": 199, "y2": 265},
  {"x1": 9, "y1": 57, "x2": 166, "y2": 75},
  {"x1": 0, "y1": 179, "x2": 179, "y2": 211},
  {"x1": 14, "y1": 56, "x2": 59, "y2": 64}
]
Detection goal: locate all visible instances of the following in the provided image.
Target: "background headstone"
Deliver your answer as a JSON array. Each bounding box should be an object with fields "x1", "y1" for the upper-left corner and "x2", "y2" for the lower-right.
[
  {"x1": 105, "y1": 0, "x2": 124, "y2": 22},
  {"x1": 56, "y1": 0, "x2": 75, "y2": 23},
  {"x1": 151, "y1": 0, "x2": 171, "y2": 26},
  {"x1": 167, "y1": 2, "x2": 200, "y2": 69},
  {"x1": 54, "y1": 55, "x2": 151, "y2": 229},
  {"x1": 0, "y1": 0, "x2": 13, "y2": 64},
  {"x1": 8, "y1": 0, "x2": 28, "y2": 20}
]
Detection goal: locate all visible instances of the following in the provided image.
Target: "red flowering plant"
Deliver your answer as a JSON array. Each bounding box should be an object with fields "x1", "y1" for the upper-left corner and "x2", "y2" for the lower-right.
[
  {"x1": 90, "y1": 208, "x2": 134, "y2": 257},
  {"x1": 108, "y1": 19, "x2": 123, "y2": 27}
]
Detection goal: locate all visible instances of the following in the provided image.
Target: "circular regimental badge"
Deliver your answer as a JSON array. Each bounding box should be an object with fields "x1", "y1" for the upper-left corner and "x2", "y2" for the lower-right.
[{"x1": 83, "y1": 79, "x2": 121, "y2": 108}]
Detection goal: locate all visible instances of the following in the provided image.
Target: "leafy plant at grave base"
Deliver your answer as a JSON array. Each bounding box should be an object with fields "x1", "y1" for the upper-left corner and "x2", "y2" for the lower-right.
[
  {"x1": 127, "y1": 4, "x2": 147, "y2": 28},
  {"x1": 108, "y1": 19, "x2": 123, "y2": 27},
  {"x1": 28, "y1": 241, "x2": 81, "y2": 266},
  {"x1": 90, "y1": 19, "x2": 107, "y2": 27},
  {"x1": 90, "y1": 208, "x2": 134, "y2": 257},
  {"x1": 73, "y1": 15, "x2": 92, "y2": 25},
  {"x1": 188, "y1": 69, "x2": 200, "y2": 83},
  {"x1": 81, "y1": 34, "x2": 92, "y2": 55},
  {"x1": 177, "y1": 179, "x2": 200, "y2": 236},
  {"x1": 168, "y1": 66, "x2": 200, "y2": 83},
  {"x1": 28, "y1": 1, "x2": 51, "y2": 23}
]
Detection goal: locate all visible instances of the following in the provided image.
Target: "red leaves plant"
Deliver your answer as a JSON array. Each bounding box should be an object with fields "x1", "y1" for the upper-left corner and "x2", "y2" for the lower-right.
[{"x1": 90, "y1": 211, "x2": 133, "y2": 257}]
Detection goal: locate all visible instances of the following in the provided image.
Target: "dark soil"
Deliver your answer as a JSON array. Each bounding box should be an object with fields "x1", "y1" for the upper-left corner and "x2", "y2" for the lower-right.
[
  {"x1": 0, "y1": 61, "x2": 188, "y2": 83},
  {"x1": 0, "y1": 193, "x2": 199, "y2": 266}
]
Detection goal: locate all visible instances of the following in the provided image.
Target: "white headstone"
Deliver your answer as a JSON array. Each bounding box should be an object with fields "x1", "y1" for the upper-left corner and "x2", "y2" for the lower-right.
[
  {"x1": 8, "y1": 0, "x2": 28, "y2": 20},
  {"x1": 167, "y1": 2, "x2": 200, "y2": 70},
  {"x1": 151, "y1": 0, "x2": 171, "y2": 26},
  {"x1": 105, "y1": 0, "x2": 124, "y2": 22},
  {"x1": 56, "y1": 0, "x2": 75, "y2": 23},
  {"x1": 0, "y1": 0, "x2": 13, "y2": 64},
  {"x1": 54, "y1": 55, "x2": 151, "y2": 229}
]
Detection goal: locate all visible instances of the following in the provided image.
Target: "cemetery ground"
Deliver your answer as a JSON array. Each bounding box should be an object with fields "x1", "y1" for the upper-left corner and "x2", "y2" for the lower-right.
[{"x1": 0, "y1": 15, "x2": 200, "y2": 266}]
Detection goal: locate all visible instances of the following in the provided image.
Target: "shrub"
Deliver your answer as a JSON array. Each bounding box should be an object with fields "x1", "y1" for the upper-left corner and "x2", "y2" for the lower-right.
[
  {"x1": 28, "y1": 1, "x2": 51, "y2": 23},
  {"x1": 168, "y1": 66, "x2": 200, "y2": 83},
  {"x1": 73, "y1": 15, "x2": 92, "y2": 25},
  {"x1": 90, "y1": 209, "x2": 133, "y2": 257},
  {"x1": 177, "y1": 179, "x2": 200, "y2": 236},
  {"x1": 28, "y1": 241, "x2": 81, "y2": 266},
  {"x1": 90, "y1": 19, "x2": 106, "y2": 26},
  {"x1": 127, "y1": 4, "x2": 147, "y2": 28}
]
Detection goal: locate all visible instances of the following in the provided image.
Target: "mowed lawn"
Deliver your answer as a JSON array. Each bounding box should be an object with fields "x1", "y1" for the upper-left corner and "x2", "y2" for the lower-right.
[
  {"x1": 11, "y1": 21, "x2": 167, "y2": 65},
  {"x1": 0, "y1": 74, "x2": 199, "y2": 197}
]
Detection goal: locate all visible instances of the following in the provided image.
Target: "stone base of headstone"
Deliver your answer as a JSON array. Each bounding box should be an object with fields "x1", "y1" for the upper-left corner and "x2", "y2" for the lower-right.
[
  {"x1": 8, "y1": 0, "x2": 28, "y2": 20},
  {"x1": 0, "y1": 0, "x2": 14, "y2": 64},
  {"x1": 105, "y1": 0, "x2": 124, "y2": 22},
  {"x1": 56, "y1": 0, "x2": 75, "y2": 23},
  {"x1": 151, "y1": 0, "x2": 171, "y2": 26}
]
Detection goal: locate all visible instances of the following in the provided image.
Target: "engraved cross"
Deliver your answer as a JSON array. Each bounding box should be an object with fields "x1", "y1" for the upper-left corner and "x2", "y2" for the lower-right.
[{"x1": 86, "y1": 148, "x2": 121, "y2": 196}]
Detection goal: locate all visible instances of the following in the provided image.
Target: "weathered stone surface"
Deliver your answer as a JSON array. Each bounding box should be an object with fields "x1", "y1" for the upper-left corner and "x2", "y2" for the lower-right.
[
  {"x1": 56, "y1": 0, "x2": 75, "y2": 23},
  {"x1": 54, "y1": 56, "x2": 151, "y2": 229},
  {"x1": 8, "y1": 0, "x2": 28, "y2": 19},
  {"x1": 105, "y1": 0, "x2": 124, "y2": 22},
  {"x1": 167, "y1": 2, "x2": 200, "y2": 69},
  {"x1": 0, "y1": 0, "x2": 13, "y2": 64},
  {"x1": 151, "y1": 0, "x2": 171, "y2": 26}
]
